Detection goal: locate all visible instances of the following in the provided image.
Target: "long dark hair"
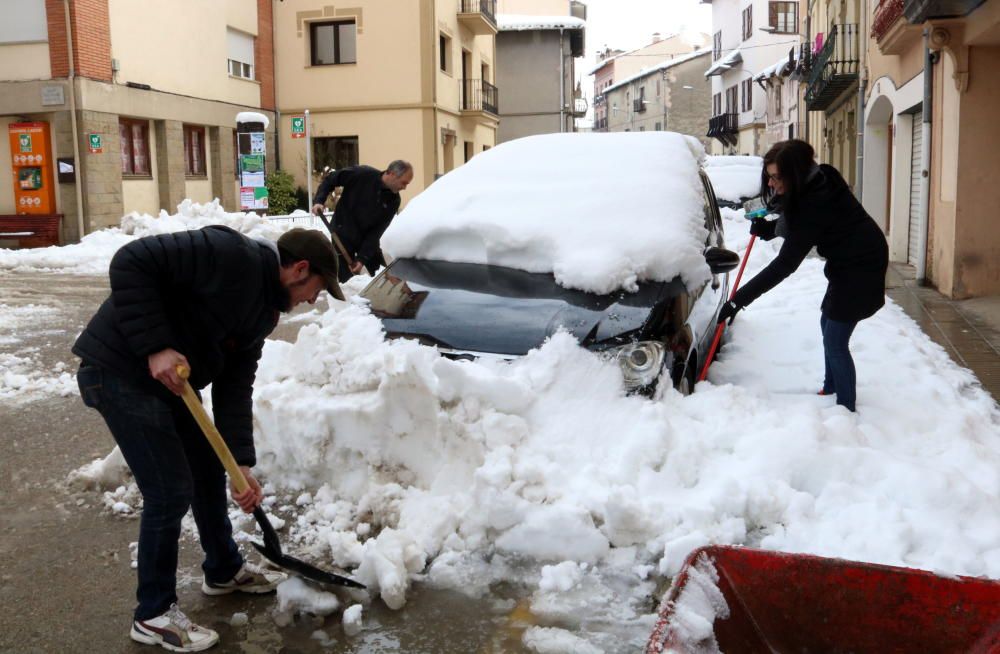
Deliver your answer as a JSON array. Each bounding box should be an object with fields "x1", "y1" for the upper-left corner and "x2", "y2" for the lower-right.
[{"x1": 761, "y1": 139, "x2": 816, "y2": 214}]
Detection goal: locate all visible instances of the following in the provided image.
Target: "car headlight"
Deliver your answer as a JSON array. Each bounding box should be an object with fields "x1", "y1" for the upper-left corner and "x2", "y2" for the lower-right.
[{"x1": 607, "y1": 341, "x2": 667, "y2": 390}]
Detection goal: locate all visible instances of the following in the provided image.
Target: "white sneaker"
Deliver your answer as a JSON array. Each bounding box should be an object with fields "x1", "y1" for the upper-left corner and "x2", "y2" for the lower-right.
[
  {"x1": 130, "y1": 604, "x2": 219, "y2": 652},
  {"x1": 201, "y1": 561, "x2": 286, "y2": 596}
]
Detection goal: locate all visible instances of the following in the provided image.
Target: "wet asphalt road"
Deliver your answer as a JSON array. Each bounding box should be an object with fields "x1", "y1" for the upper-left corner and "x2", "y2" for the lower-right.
[{"x1": 0, "y1": 271, "x2": 535, "y2": 654}]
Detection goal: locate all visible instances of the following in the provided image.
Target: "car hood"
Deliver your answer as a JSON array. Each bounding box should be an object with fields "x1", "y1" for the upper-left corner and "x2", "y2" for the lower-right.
[{"x1": 360, "y1": 259, "x2": 686, "y2": 356}]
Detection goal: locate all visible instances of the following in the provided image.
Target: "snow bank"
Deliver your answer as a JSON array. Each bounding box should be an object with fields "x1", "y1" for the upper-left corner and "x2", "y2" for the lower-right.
[
  {"x1": 704, "y1": 155, "x2": 763, "y2": 203},
  {"x1": 0, "y1": 199, "x2": 306, "y2": 275},
  {"x1": 382, "y1": 132, "x2": 712, "y2": 294}
]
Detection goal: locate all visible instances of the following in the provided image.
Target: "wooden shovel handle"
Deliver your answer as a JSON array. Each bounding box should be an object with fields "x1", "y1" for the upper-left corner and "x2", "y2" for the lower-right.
[{"x1": 175, "y1": 365, "x2": 249, "y2": 494}]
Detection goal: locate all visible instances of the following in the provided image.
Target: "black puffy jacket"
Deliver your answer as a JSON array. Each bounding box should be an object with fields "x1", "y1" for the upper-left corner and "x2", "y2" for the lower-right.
[
  {"x1": 734, "y1": 164, "x2": 889, "y2": 322},
  {"x1": 72, "y1": 225, "x2": 283, "y2": 465}
]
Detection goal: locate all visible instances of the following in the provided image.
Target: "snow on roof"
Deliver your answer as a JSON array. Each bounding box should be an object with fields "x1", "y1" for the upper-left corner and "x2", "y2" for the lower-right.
[
  {"x1": 754, "y1": 53, "x2": 797, "y2": 82},
  {"x1": 704, "y1": 155, "x2": 763, "y2": 202},
  {"x1": 704, "y1": 48, "x2": 742, "y2": 77},
  {"x1": 381, "y1": 132, "x2": 711, "y2": 295},
  {"x1": 497, "y1": 14, "x2": 585, "y2": 31},
  {"x1": 601, "y1": 49, "x2": 710, "y2": 95}
]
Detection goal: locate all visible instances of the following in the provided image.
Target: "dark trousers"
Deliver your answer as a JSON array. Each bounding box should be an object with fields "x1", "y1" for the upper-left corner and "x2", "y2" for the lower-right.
[
  {"x1": 820, "y1": 314, "x2": 859, "y2": 412},
  {"x1": 76, "y1": 364, "x2": 243, "y2": 621}
]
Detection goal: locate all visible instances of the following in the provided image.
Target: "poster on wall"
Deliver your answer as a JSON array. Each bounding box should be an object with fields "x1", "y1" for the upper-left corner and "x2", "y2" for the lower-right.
[
  {"x1": 239, "y1": 153, "x2": 265, "y2": 188},
  {"x1": 250, "y1": 132, "x2": 265, "y2": 154},
  {"x1": 240, "y1": 186, "x2": 268, "y2": 210}
]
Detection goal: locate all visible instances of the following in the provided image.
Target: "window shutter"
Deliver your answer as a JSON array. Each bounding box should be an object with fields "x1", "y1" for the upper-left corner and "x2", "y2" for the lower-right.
[{"x1": 227, "y1": 28, "x2": 255, "y2": 68}]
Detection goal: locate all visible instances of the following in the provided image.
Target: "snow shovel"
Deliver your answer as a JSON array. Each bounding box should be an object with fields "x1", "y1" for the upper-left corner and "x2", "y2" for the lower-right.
[
  {"x1": 313, "y1": 208, "x2": 355, "y2": 270},
  {"x1": 175, "y1": 365, "x2": 365, "y2": 589},
  {"x1": 697, "y1": 199, "x2": 766, "y2": 382}
]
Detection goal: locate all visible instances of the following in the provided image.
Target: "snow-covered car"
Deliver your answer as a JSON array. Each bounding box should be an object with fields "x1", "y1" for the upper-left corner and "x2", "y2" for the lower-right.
[
  {"x1": 703, "y1": 155, "x2": 763, "y2": 209},
  {"x1": 364, "y1": 132, "x2": 740, "y2": 395}
]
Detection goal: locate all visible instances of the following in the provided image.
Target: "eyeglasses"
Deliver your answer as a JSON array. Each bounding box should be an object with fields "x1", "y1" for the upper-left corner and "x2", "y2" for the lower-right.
[{"x1": 766, "y1": 171, "x2": 783, "y2": 182}]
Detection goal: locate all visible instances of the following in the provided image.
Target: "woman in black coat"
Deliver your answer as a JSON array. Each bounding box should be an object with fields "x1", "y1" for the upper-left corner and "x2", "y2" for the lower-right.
[{"x1": 716, "y1": 139, "x2": 889, "y2": 412}]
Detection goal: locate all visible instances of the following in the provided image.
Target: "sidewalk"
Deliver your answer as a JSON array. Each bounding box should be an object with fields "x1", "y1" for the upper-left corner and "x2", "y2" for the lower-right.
[{"x1": 886, "y1": 263, "x2": 1000, "y2": 403}]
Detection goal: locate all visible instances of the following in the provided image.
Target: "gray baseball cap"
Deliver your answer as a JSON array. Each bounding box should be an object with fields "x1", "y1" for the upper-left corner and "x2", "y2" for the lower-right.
[{"x1": 277, "y1": 228, "x2": 345, "y2": 302}]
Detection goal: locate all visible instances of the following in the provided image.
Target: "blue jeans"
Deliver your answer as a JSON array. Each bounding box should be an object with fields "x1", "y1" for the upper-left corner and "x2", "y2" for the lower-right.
[
  {"x1": 820, "y1": 314, "x2": 859, "y2": 412},
  {"x1": 77, "y1": 364, "x2": 244, "y2": 621}
]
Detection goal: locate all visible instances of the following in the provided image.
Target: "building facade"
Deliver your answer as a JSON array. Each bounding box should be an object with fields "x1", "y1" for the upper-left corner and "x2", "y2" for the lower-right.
[
  {"x1": 0, "y1": 0, "x2": 276, "y2": 242},
  {"x1": 861, "y1": 0, "x2": 1000, "y2": 299},
  {"x1": 601, "y1": 50, "x2": 713, "y2": 147},
  {"x1": 273, "y1": 0, "x2": 498, "y2": 204},
  {"x1": 703, "y1": 0, "x2": 802, "y2": 155},
  {"x1": 495, "y1": 2, "x2": 586, "y2": 143}
]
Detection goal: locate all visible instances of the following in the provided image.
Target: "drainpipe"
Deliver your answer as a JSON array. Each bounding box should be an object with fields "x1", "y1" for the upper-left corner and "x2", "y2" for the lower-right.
[
  {"x1": 804, "y1": 15, "x2": 811, "y2": 142},
  {"x1": 559, "y1": 27, "x2": 566, "y2": 132},
  {"x1": 915, "y1": 29, "x2": 935, "y2": 285},
  {"x1": 856, "y1": 24, "x2": 867, "y2": 200},
  {"x1": 64, "y1": 0, "x2": 85, "y2": 241}
]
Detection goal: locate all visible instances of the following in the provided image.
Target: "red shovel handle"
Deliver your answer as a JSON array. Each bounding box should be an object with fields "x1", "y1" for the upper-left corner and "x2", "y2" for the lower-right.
[{"x1": 697, "y1": 234, "x2": 756, "y2": 382}]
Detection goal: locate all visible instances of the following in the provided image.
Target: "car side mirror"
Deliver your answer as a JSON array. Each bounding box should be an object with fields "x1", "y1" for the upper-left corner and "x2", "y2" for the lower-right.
[{"x1": 704, "y1": 247, "x2": 740, "y2": 274}]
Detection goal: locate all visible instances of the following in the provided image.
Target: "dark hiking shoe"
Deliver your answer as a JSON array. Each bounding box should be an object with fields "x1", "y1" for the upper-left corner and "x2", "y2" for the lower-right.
[
  {"x1": 130, "y1": 603, "x2": 219, "y2": 652},
  {"x1": 201, "y1": 561, "x2": 286, "y2": 596}
]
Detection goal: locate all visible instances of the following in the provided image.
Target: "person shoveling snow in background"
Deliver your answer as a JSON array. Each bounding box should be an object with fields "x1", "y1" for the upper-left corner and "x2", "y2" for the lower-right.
[
  {"x1": 72, "y1": 226, "x2": 345, "y2": 652},
  {"x1": 312, "y1": 159, "x2": 414, "y2": 281},
  {"x1": 716, "y1": 139, "x2": 889, "y2": 412}
]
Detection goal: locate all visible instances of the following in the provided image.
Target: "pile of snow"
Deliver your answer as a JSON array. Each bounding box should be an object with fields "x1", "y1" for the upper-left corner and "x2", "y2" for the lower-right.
[
  {"x1": 61, "y1": 198, "x2": 1000, "y2": 650},
  {"x1": 648, "y1": 551, "x2": 729, "y2": 653},
  {"x1": 0, "y1": 199, "x2": 310, "y2": 275},
  {"x1": 382, "y1": 132, "x2": 711, "y2": 295},
  {"x1": 704, "y1": 155, "x2": 763, "y2": 204}
]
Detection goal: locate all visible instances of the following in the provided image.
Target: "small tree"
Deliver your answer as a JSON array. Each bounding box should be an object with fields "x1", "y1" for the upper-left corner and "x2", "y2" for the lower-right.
[{"x1": 265, "y1": 170, "x2": 297, "y2": 216}]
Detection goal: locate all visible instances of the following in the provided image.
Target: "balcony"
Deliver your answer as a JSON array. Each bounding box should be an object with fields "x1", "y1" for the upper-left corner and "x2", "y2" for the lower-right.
[
  {"x1": 873, "y1": 0, "x2": 922, "y2": 54},
  {"x1": 805, "y1": 24, "x2": 859, "y2": 111},
  {"x1": 707, "y1": 113, "x2": 739, "y2": 147},
  {"x1": 633, "y1": 98, "x2": 647, "y2": 113},
  {"x1": 903, "y1": 0, "x2": 987, "y2": 22},
  {"x1": 458, "y1": 0, "x2": 497, "y2": 35},
  {"x1": 461, "y1": 79, "x2": 499, "y2": 117}
]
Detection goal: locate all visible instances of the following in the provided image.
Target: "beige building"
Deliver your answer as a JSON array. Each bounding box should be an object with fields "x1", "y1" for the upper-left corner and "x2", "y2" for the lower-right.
[
  {"x1": 601, "y1": 50, "x2": 713, "y2": 147},
  {"x1": 495, "y1": 1, "x2": 587, "y2": 142},
  {"x1": 861, "y1": 0, "x2": 1000, "y2": 299},
  {"x1": 0, "y1": 0, "x2": 276, "y2": 242},
  {"x1": 273, "y1": 0, "x2": 498, "y2": 204}
]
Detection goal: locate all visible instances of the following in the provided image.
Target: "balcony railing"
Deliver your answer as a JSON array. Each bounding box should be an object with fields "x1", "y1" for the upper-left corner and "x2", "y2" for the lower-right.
[
  {"x1": 707, "y1": 113, "x2": 739, "y2": 147},
  {"x1": 458, "y1": 0, "x2": 497, "y2": 34},
  {"x1": 633, "y1": 98, "x2": 647, "y2": 113},
  {"x1": 805, "y1": 24, "x2": 859, "y2": 111},
  {"x1": 872, "y1": 0, "x2": 904, "y2": 40},
  {"x1": 461, "y1": 79, "x2": 499, "y2": 116}
]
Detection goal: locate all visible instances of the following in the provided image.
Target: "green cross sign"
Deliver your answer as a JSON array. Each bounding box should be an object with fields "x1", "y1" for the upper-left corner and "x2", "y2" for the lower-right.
[{"x1": 19, "y1": 134, "x2": 31, "y2": 153}]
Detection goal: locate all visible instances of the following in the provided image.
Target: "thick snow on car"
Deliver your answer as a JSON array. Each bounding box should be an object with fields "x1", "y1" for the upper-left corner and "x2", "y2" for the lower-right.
[
  {"x1": 365, "y1": 132, "x2": 740, "y2": 394},
  {"x1": 703, "y1": 154, "x2": 764, "y2": 209}
]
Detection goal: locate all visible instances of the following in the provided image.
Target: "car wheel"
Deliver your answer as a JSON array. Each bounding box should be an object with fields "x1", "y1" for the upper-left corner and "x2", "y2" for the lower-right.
[{"x1": 673, "y1": 358, "x2": 696, "y2": 396}]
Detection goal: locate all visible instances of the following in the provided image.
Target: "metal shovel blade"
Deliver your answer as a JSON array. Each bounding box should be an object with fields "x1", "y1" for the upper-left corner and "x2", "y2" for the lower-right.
[{"x1": 250, "y1": 507, "x2": 366, "y2": 589}]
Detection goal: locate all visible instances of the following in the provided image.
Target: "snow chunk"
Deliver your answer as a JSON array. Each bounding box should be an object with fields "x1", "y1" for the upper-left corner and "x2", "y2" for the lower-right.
[
  {"x1": 275, "y1": 577, "x2": 340, "y2": 617},
  {"x1": 704, "y1": 155, "x2": 763, "y2": 203},
  {"x1": 236, "y1": 111, "x2": 270, "y2": 128},
  {"x1": 523, "y1": 626, "x2": 602, "y2": 654},
  {"x1": 342, "y1": 604, "x2": 363, "y2": 636},
  {"x1": 382, "y1": 132, "x2": 711, "y2": 295},
  {"x1": 656, "y1": 552, "x2": 730, "y2": 653}
]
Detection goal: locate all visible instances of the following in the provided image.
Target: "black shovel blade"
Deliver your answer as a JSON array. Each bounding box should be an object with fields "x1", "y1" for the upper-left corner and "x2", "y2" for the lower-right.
[
  {"x1": 250, "y1": 540, "x2": 366, "y2": 588},
  {"x1": 250, "y1": 506, "x2": 366, "y2": 589}
]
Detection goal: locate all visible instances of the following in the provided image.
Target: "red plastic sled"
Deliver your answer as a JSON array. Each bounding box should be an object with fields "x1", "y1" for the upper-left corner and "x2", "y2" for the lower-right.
[{"x1": 646, "y1": 545, "x2": 1000, "y2": 653}]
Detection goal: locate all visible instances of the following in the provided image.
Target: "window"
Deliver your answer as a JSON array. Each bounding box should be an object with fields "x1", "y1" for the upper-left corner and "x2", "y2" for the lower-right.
[
  {"x1": 713, "y1": 92, "x2": 722, "y2": 116},
  {"x1": 183, "y1": 125, "x2": 206, "y2": 177},
  {"x1": 725, "y1": 85, "x2": 738, "y2": 113},
  {"x1": 439, "y1": 33, "x2": 452, "y2": 73},
  {"x1": 713, "y1": 31, "x2": 722, "y2": 61},
  {"x1": 464, "y1": 141, "x2": 473, "y2": 163},
  {"x1": 227, "y1": 28, "x2": 255, "y2": 79},
  {"x1": 119, "y1": 118, "x2": 150, "y2": 176},
  {"x1": 656, "y1": 79, "x2": 661, "y2": 97},
  {"x1": 311, "y1": 20, "x2": 357, "y2": 66},
  {"x1": 655, "y1": 121, "x2": 662, "y2": 131},
  {"x1": 774, "y1": 85, "x2": 782, "y2": 113},
  {"x1": 741, "y1": 79, "x2": 753, "y2": 112},
  {"x1": 312, "y1": 136, "x2": 359, "y2": 174},
  {"x1": 742, "y1": 6, "x2": 753, "y2": 41},
  {"x1": 769, "y1": 2, "x2": 798, "y2": 34},
  {"x1": 3, "y1": 0, "x2": 47, "y2": 43}
]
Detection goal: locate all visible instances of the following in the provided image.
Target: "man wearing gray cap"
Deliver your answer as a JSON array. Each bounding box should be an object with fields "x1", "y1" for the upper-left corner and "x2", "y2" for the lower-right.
[{"x1": 73, "y1": 226, "x2": 341, "y2": 651}]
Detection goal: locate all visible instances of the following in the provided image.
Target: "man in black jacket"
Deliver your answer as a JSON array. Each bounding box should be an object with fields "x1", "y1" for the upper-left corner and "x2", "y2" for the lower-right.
[
  {"x1": 311, "y1": 159, "x2": 413, "y2": 280},
  {"x1": 73, "y1": 226, "x2": 343, "y2": 652}
]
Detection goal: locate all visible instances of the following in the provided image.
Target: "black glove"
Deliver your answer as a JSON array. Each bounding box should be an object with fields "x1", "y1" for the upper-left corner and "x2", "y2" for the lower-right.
[
  {"x1": 749, "y1": 216, "x2": 777, "y2": 241},
  {"x1": 717, "y1": 300, "x2": 742, "y2": 325}
]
